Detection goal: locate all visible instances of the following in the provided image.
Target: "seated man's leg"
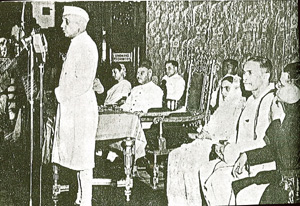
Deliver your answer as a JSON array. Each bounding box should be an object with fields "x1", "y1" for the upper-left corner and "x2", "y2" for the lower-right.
[
  {"x1": 236, "y1": 183, "x2": 269, "y2": 205},
  {"x1": 204, "y1": 166, "x2": 234, "y2": 205},
  {"x1": 235, "y1": 162, "x2": 276, "y2": 205}
]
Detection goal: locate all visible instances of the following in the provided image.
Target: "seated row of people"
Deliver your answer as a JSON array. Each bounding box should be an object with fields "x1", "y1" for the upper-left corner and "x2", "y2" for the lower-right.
[
  {"x1": 96, "y1": 57, "x2": 245, "y2": 115},
  {"x1": 204, "y1": 57, "x2": 281, "y2": 205},
  {"x1": 93, "y1": 60, "x2": 186, "y2": 164},
  {"x1": 94, "y1": 59, "x2": 186, "y2": 113},
  {"x1": 167, "y1": 57, "x2": 300, "y2": 205},
  {"x1": 167, "y1": 73, "x2": 246, "y2": 206}
]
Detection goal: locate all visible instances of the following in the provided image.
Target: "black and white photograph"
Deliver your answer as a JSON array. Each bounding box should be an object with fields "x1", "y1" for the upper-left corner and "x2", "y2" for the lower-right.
[{"x1": 0, "y1": 0, "x2": 299, "y2": 205}]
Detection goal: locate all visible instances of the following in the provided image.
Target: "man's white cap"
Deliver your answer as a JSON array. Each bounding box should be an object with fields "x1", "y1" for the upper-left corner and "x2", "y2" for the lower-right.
[{"x1": 63, "y1": 6, "x2": 89, "y2": 22}]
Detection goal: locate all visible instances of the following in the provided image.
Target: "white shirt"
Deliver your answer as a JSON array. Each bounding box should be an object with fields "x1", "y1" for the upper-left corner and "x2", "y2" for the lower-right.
[
  {"x1": 224, "y1": 84, "x2": 284, "y2": 169},
  {"x1": 121, "y1": 81, "x2": 163, "y2": 113},
  {"x1": 237, "y1": 84, "x2": 276, "y2": 144},
  {"x1": 162, "y1": 73, "x2": 185, "y2": 101},
  {"x1": 104, "y1": 79, "x2": 131, "y2": 105}
]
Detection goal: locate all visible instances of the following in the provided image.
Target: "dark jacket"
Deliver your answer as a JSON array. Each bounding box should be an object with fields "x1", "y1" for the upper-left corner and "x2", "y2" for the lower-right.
[{"x1": 246, "y1": 100, "x2": 300, "y2": 172}]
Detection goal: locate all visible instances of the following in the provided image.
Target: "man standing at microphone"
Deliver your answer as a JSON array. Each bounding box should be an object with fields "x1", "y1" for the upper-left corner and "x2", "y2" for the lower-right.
[{"x1": 52, "y1": 6, "x2": 98, "y2": 206}]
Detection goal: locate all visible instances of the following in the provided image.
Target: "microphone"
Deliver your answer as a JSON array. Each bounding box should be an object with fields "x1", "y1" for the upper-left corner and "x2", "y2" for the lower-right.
[{"x1": 32, "y1": 33, "x2": 48, "y2": 54}]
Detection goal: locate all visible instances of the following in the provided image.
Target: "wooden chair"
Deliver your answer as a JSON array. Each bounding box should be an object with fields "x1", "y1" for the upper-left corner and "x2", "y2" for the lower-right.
[{"x1": 140, "y1": 111, "x2": 203, "y2": 189}]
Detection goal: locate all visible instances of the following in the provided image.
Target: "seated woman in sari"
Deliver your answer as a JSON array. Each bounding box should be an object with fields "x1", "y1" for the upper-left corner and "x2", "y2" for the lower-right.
[
  {"x1": 167, "y1": 75, "x2": 245, "y2": 206},
  {"x1": 210, "y1": 59, "x2": 243, "y2": 112},
  {"x1": 231, "y1": 62, "x2": 300, "y2": 204},
  {"x1": 96, "y1": 63, "x2": 132, "y2": 163},
  {"x1": 104, "y1": 63, "x2": 131, "y2": 106}
]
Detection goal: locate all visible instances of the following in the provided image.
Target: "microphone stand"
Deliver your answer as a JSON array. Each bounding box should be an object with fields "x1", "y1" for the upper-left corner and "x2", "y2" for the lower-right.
[
  {"x1": 39, "y1": 59, "x2": 45, "y2": 206},
  {"x1": 20, "y1": 3, "x2": 45, "y2": 205},
  {"x1": 19, "y1": 3, "x2": 34, "y2": 205},
  {"x1": 26, "y1": 31, "x2": 47, "y2": 206},
  {"x1": 28, "y1": 36, "x2": 34, "y2": 206},
  {"x1": 38, "y1": 41, "x2": 48, "y2": 205}
]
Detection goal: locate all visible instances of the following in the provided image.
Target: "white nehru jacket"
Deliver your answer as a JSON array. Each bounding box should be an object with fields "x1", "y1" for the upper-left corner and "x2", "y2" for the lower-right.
[
  {"x1": 121, "y1": 81, "x2": 163, "y2": 113},
  {"x1": 63, "y1": 6, "x2": 89, "y2": 22}
]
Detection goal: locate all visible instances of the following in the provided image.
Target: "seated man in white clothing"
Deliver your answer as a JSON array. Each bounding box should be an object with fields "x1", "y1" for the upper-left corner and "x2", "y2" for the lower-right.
[
  {"x1": 204, "y1": 56, "x2": 285, "y2": 206},
  {"x1": 161, "y1": 60, "x2": 185, "y2": 110},
  {"x1": 121, "y1": 61, "x2": 163, "y2": 113},
  {"x1": 119, "y1": 61, "x2": 164, "y2": 164},
  {"x1": 231, "y1": 62, "x2": 300, "y2": 204}
]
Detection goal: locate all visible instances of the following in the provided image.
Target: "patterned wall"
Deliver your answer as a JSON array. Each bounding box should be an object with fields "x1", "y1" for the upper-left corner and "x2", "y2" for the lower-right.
[{"x1": 146, "y1": 0, "x2": 299, "y2": 111}]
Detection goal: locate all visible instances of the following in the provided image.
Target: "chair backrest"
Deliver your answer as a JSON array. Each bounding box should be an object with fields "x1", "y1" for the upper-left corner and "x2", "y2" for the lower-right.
[{"x1": 183, "y1": 62, "x2": 216, "y2": 124}]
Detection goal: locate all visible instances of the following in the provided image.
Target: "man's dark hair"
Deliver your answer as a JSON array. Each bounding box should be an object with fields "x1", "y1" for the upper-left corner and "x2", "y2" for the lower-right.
[
  {"x1": 283, "y1": 61, "x2": 300, "y2": 88},
  {"x1": 222, "y1": 59, "x2": 238, "y2": 76},
  {"x1": 139, "y1": 59, "x2": 152, "y2": 70},
  {"x1": 247, "y1": 56, "x2": 274, "y2": 81},
  {"x1": 165, "y1": 60, "x2": 178, "y2": 68}
]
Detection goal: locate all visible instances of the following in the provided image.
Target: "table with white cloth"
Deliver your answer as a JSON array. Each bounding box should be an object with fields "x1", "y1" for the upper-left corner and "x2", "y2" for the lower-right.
[{"x1": 94, "y1": 111, "x2": 147, "y2": 201}]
